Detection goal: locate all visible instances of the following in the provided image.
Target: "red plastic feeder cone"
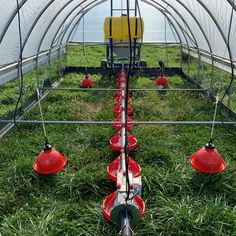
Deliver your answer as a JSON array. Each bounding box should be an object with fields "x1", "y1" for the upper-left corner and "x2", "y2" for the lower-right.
[
  {"x1": 112, "y1": 115, "x2": 134, "y2": 131},
  {"x1": 33, "y1": 142, "x2": 67, "y2": 175},
  {"x1": 80, "y1": 75, "x2": 94, "y2": 88},
  {"x1": 155, "y1": 74, "x2": 169, "y2": 87},
  {"x1": 116, "y1": 81, "x2": 125, "y2": 88},
  {"x1": 102, "y1": 191, "x2": 116, "y2": 222},
  {"x1": 117, "y1": 70, "x2": 122, "y2": 78},
  {"x1": 189, "y1": 141, "x2": 226, "y2": 174},
  {"x1": 109, "y1": 131, "x2": 137, "y2": 151},
  {"x1": 107, "y1": 155, "x2": 141, "y2": 182},
  {"x1": 115, "y1": 89, "x2": 123, "y2": 96},
  {"x1": 113, "y1": 105, "x2": 133, "y2": 116},
  {"x1": 102, "y1": 191, "x2": 145, "y2": 222},
  {"x1": 114, "y1": 96, "x2": 131, "y2": 105},
  {"x1": 117, "y1": 70, "x2": 126, "y2": 79}
]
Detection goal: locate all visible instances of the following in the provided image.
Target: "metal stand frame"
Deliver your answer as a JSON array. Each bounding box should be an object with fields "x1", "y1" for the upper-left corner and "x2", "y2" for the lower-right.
[{"x1": 105, "y1": 0, "x2": 142, "y2": 68}]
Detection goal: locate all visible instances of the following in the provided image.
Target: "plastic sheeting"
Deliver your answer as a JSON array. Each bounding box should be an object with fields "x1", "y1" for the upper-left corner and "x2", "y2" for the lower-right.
[
  {"x1": 72, "y1": 1, "x2": 178, "y2": 43},
  {"x1": 0, "y1": 0, "x2": 235, "y2": 66}
]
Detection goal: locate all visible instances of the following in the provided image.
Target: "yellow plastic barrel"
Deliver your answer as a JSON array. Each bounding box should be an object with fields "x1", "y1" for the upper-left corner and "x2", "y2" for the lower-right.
[{"x1": 104, "y1": 15, "x2": 144, "y2": 41}]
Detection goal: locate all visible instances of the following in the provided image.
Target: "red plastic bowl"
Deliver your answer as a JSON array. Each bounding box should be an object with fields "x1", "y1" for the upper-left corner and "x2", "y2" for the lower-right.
[
  {"x1": 102, "y1": 191, "x2": 117, "y2": 222},
  {"x1": 109, "y1": 131, "x2": 137, "y2": 151},
  {"x1": 80, "y1": 75, "x2": 94, "y2": 88},
  {"x1": 155, "y1": 75, "x2": 169, "y2": 87},
  {"x1": 112, "y1": 115, "x2": 134, "y2": 131},
  {"x1": 113, "y1": 105, "x2": 133, "y2": 116},
  {"x1": 33, "y1": 148, "x2": 67, "y2": 175},
  {"x1": 102, "y1": 191, "x2": 145, "y2": 222},
  {"x1": 189, "y1": 147, "x2": 226, "y2": 174},
  {"x1": 107, "y1": 155, "x2": 141, "y2": 182},
  {"x1": 114, "y1": 96, "x2": 131, "y2": 105}
]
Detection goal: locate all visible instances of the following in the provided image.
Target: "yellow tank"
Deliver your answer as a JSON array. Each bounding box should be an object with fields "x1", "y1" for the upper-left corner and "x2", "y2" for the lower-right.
[{"x1": 104, "y1": 15, "x2": 144, "y2": 41}]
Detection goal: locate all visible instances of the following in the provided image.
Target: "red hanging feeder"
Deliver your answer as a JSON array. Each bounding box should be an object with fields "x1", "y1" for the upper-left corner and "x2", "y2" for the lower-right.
[
  {"x1": 114, "y1": 96, "x2": 131, "y2": 105},
  {"x1": 112, "y1": 115, "x2": 134, "y2": 130},
  {"x1": 80, "y1": 75, "x2": 94, "y2": 88},
  {"x1": 155, "y1": 74, "x2": 169, "y2": 87},
  {"x1": 113, "y1": 105, "x2": 133, "y2": 116},
  {"x1": 109, "y1": 131, "x2": 138, "y2": 151},
  {"x1": 102, "y1": 191, "x2": 145, "y2": 222},
  {"x1": 189, "y1": 141, "x2": 226, "y2": 174},
  {"x1": 107, "y1": 155, "x2": 141, "y2": 182},
  {"x1": 33, "y1": 142, "x2": 67, "y2": 175}
]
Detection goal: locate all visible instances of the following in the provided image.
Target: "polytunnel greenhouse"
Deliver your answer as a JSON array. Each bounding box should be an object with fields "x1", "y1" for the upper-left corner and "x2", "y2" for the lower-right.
[{"x1": 0, "y1": 0, "x2": 236, "y2": 235}]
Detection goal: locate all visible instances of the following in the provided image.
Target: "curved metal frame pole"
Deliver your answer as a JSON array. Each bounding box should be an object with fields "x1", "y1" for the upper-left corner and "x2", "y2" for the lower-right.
[
  {"x1": 140, "y1": 1, "x2": 189, "y2": 52},
  {"x1": 155, "y1": 0, "x2": 199, "y2": 46},
  {"x1": 149, "y1": 3, "x2": 194, "y2": 75},
  {"x1": 53, "y1": 11, "x2": 85, "y2": 49},
  {"x1": 2, "y1": 0, "x2": 235, "y2": 68},
  {"x1": 21, "y1": 0, "x2": 57, "y2": 54},
  {"x1": 51, "y1": 0, "x2": 105, "y2": 48},
  {"x1": 35, "y1": 0, "x2": 88, "y2": 82},
  {"x1": 50, "y1": 0, "x2": 97, "y2": 48},
  {"x1": 66, "y1": 12, "x2": 89, "y2": 43},
  {"x1": 53, "y1": 0, "x2": 188, "y2": 63},
  {"x1": 64, "y1": 0, "x2": 184, "y2": 46},
  {"x1": 147, "y1": 0, "x2": 197, "y2": 77},
  {"x1": 39, "y1": 0, "x2": 105, "y2": 79},
  {"x1": 0, "y1": 0, "x2": 28, "y2": 45},
  {"x1": 165, "y1": 18, "x2": 182, "y2": 68},
  {"x1": 227, "y1": 0, "x2": 236, "y2": 10},
  {"x1": 151, "y1": 0, "x2": 202, "y2": 85},
  {"x1": 171, "y1": 0, "x2": 214, "y2": 91},
  {"x1": 141, "y1": 0, "x2": 193, "y2": 77},
  {"x1": 61, "y1": 0, "x2": 187, "y2": 71},
  {"x1": 46, "y1": 1, "x2": 104, "y2": 80},
  {"x1": 195, "y1": 0, "x2": 235, "y2": 110},
  {"x1": 36, "y1": 0, "x2": 88, "y2": 53},
  {"x1": 194, "y1": 1, "x2": 233, "y2": 69},
  {"x1": 38, "y1": 0, "x2": 236, "y2": 106},
  {"x1": 61, "y1": 1, "x2": 107, "y2": 45},
  {"x1": 65, "y1": 0, "x2": 183, "y2": 47}
]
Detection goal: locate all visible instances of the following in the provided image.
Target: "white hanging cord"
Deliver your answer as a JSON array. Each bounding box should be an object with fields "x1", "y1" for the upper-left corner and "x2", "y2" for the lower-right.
[
  {"x1": 36, "y1": 88, "x2": 48, "y2": 142},
  {"x1": 210, "y1": 96, "x2": 219, "y2": 139},
  {"x1": 210, "y1": 73, "x2": 223, "y2": 139}
]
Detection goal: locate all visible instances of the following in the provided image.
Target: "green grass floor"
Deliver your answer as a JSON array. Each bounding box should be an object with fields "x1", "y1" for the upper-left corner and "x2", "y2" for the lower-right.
[{"x1": 1, "y1": 72, "x2": 236, "y2": 235}]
